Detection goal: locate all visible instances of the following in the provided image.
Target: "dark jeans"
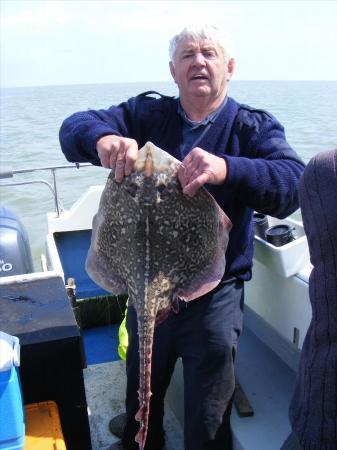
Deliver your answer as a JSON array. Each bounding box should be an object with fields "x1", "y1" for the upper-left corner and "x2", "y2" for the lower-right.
[{"x1": 122, "y1": 278, "x2": 244, "y2": 450}]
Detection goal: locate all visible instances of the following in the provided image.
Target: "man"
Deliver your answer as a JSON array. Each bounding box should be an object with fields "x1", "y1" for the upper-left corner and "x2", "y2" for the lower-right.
[{"x1": 59, "y1": 25, "x2": 305, "y2": 450}]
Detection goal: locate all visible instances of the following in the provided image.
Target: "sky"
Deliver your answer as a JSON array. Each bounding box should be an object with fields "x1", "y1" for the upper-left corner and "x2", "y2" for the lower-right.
[{"x1": 1, "y1": 0, "x2": 337, "y2": 88}]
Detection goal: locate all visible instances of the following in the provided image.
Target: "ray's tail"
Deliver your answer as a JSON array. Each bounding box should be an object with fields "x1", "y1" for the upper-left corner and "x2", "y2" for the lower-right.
[{"x1": 134, "y1": 319, "x2": 155, "y2": 450}]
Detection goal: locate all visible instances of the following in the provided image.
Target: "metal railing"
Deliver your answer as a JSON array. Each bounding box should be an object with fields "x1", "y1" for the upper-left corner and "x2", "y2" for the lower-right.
[{"x1": 0, "y1": 163, "x2": 93, "y2": 217}]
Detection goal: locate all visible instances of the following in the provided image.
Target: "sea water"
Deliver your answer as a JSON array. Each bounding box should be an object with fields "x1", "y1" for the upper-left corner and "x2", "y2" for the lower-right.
[{"x1": 1, "y1": 81, "x2": 337, "y2": 268}]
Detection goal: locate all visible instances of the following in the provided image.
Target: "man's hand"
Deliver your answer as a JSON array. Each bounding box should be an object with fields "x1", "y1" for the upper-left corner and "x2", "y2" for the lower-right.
[
  {"x1": 96, "y1": 135, "x2": 138, "y2": 182},
  {"x1": 177, "y1": 147, "x2": 227, "y2": 196}
]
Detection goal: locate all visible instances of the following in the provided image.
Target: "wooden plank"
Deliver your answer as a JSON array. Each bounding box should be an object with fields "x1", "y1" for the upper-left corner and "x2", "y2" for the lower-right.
[{"x1": 234, "y1": 378, "x2": 254, "y2": 417}]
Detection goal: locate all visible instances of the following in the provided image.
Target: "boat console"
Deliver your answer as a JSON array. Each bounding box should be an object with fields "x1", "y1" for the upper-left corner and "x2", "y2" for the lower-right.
[{"x1": 0, "y1": 273, "x2": 92, "y2": 450}]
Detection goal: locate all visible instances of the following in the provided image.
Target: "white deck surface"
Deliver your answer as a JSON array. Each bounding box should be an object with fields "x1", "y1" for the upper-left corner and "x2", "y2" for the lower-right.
[{"x1": 83, "y1": 360, "x2": 184, "y2": 450}]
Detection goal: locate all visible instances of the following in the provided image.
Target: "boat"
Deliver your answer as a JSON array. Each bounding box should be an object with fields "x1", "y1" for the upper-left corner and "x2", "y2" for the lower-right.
[{"x1": 0, "y1": 163, "x2": 311, "y2": 450}]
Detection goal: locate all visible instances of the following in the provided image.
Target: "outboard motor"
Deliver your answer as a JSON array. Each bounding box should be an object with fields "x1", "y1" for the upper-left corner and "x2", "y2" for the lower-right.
[{"x1": 0, "y1": 206, "x2": 34, "y2": 276}]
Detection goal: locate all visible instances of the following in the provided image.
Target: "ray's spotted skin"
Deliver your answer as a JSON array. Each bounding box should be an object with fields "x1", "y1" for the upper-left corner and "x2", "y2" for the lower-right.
[{"x1": 86, "y1": 142, "x2": 231, "y2": 449}]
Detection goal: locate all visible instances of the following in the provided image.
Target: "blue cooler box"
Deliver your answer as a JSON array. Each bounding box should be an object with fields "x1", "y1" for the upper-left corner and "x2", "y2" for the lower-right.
[{"x1": 0, "y1": 332, "x2": 25, "y2": 450}]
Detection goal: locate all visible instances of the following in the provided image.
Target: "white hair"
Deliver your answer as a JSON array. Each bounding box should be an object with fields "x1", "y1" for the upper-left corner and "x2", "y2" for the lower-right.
[{"x1": 169, "y1": 24, "x2": 234, "y2": 64}]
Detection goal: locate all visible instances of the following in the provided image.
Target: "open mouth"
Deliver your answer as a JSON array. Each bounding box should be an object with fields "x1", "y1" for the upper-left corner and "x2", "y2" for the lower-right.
[{"x1": 190, "y1": 75, "x2": 208, "y2": 81}]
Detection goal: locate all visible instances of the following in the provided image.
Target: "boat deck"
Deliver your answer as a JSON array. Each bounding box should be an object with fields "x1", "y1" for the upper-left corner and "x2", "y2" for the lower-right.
[
  {"x1": 232, "y1": 325, "x2": 295, "y2": 450},
  {"x1": 82, "y1": 325, "x2": 184, "y2": 450}
]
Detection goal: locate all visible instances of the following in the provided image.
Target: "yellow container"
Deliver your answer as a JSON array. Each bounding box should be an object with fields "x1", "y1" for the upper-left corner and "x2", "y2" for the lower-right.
[{"x1": 24, "y1": 401, "x2": 66, "y2": 450}]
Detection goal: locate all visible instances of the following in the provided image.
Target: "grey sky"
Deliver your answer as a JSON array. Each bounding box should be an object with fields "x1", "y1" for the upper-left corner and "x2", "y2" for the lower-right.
[{"x1": 1, "y1": 0, "x2": 337, "y2": 88}]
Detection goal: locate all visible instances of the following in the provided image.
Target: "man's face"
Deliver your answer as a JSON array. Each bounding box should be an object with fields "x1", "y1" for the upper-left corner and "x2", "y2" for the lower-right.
[{"x1": 169, "y1": 38, "x2": 234, "y2": 102}]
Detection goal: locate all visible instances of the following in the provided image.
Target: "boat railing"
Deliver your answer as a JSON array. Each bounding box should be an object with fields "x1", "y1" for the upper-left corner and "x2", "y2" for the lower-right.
[{"x1": 0, "y1": 163, "x2": 93, "y2": 217}]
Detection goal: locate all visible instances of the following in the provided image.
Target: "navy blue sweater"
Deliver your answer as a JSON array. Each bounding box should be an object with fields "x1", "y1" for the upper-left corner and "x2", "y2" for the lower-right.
[
  {"x1": 59, "y1": 92, "x2": 305, "y2": 281},
  {"x1": 289, "y1": 149, "x2": 337, "y2": 449}
]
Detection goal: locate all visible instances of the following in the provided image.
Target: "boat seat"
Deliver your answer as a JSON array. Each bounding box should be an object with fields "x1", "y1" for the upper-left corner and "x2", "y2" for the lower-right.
[{"x1": 54, "y1": 230, "x2": 110, "y2": 299}]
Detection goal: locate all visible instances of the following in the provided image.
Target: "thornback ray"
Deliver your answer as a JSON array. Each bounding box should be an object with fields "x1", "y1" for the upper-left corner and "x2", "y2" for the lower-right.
[{"x1": 85, "y1": 141, "x2": 232, "y2": 449}]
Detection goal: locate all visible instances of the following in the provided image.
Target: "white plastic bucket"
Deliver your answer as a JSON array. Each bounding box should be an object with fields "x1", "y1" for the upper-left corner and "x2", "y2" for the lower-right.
[{"x1": 0, "y1": 332, "x2": 25, "y2": 450}]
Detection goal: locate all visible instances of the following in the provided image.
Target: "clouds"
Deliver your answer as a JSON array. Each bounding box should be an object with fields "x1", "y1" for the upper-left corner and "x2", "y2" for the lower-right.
[
  {"x1": 3, "y1": 1, "x2": 69, "y2": 29},
  {"x1": 1, "y1": 1, "x2": 337, "y2": 88}
]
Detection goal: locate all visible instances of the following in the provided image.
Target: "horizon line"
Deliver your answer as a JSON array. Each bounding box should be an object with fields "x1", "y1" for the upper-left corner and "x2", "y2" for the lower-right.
[{"x1": 1, "y1": 79, "x2": 337, "y2": 90}]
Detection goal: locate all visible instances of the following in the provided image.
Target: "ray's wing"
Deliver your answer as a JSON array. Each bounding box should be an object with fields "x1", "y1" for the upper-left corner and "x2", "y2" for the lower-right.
[
  {"x1": 85, "y1": 178, "x2": 131, "y2": 295},
  {"x1": 175, "y1": 192, "x2": 231, "y2": 302}
]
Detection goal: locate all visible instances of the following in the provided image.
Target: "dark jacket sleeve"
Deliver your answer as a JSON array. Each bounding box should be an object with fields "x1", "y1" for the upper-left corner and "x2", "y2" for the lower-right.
[
  {"x1": 224, "y1": 109, "x2": 305, "y2": 218},
  {"x1": 59, "y1": 97, "x2": 138, "y2": 165}
]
